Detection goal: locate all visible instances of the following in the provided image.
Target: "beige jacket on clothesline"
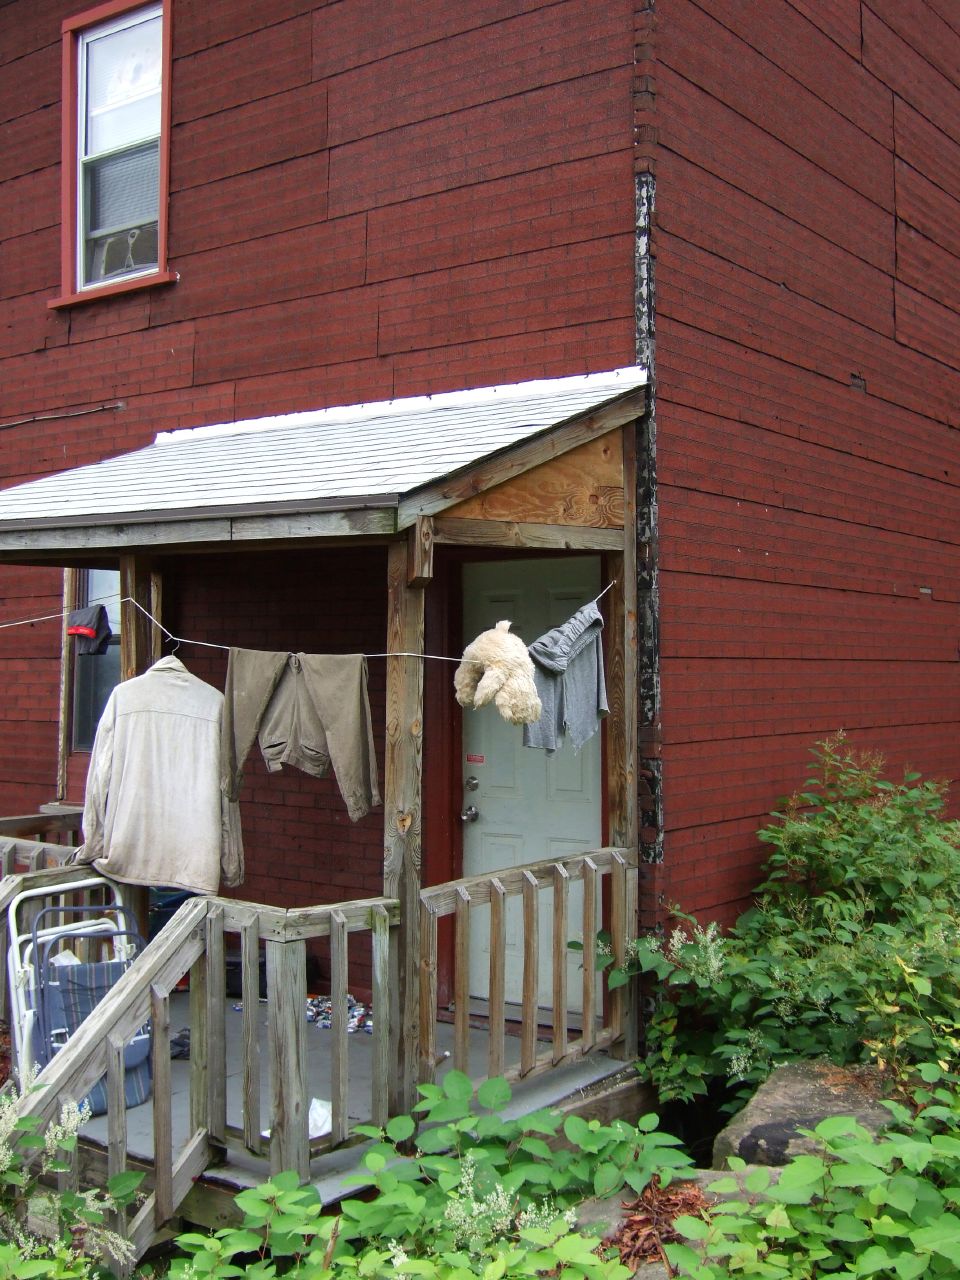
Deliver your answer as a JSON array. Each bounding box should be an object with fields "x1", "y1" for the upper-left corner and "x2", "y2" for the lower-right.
[{"x1": 75, "y1": 656, "x2": 244, "y2": 895}]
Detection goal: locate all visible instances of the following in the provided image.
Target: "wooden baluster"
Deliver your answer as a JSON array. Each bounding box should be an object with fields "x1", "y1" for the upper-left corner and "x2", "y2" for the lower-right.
[
  {"x1": 189, "y1": 946, "x2": 209, "y2": 1137},
  {"x1": 240, "y1": 915, "x2": 262, "y2": 1152},
  {"x1": 520, "y1": 871, "x2": 539, "y2": 1076},
  {"x1": 206, "y1": 905, "x2": 226, "y2": 1143},
  {"x1": 330, "y1": 910, "x2": 349, "y2": 1146},
  {"x1": 106, "y1": 1033, "x2": 127, "y2": 1236},
  {"x1": 623, "y1": 856, "x2": 639, "y2": 1058},
  {"x1": 418, "y1": 900, "x2": 438, "y2": 1086},
  {"x1": 487, "y1": 878, "x2": 506, "y2": 1079},
  {"x1": 453, "y1": 887, "x2": 471, "y2": 1074},
  {"x1": 581, "y1": 857, "x2": 598, "y2": 1051},
  {"x1": 371, "y1": 904, "x2": 391, "y2": 1126},
  {"x1": 151, "y1": 986, "x2": 173, "y2": 1224},
  {"x1": 0, "y1": 865, "x2": 9, "y2": 1025},
  {"x1": 552, "y1": 863, "x2": 569, "y2": 1064},
  {"x1": 267, "y1": 938, "x2": 308, "y2": 1179},
  {"x1": 57, "y1": 1093, "x2": 80, "y2": 1196},
  {"x1": 609, "y1": 852, "x2": 627, "y2": 1051}
]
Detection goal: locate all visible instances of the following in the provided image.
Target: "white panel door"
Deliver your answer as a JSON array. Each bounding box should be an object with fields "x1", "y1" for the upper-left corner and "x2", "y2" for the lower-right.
[{"x1": 461, "y1": 557, "x2": 602, "y2": 1011}]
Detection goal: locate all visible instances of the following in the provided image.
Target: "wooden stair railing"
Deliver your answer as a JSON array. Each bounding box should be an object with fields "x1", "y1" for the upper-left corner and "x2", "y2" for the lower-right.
[
  {"x1": 9, "y1": 894, "x2": 210, "y2": 1259},
  {"x1": 0, "y1": 841, "x2": 637, "y2": 1265},
  {"x1": 2, "y1": 874, "x2": 400, "y2": 1264}
]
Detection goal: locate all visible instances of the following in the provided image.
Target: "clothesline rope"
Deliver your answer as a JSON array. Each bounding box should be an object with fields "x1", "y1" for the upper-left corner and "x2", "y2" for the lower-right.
[
  {"x1": 0, "y1": 581, "x2": 619, "y2": 661},
  {"x1": 0, "y1": 588, "x2": 121, "y2": 631}
]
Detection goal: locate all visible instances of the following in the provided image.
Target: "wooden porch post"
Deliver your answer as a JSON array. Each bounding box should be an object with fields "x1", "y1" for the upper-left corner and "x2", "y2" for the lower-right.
[
  {"x1": 119, "y1": 555, "x2": 158, "y2": 680},
  {"x1": 606, "y1": 427, "x2": 639, "y2": 852},
  {"x1": 119, "y1": 555, "x2": 160, "y2": 935},
  {"x1": 56, "y1": 569, "x2": 78, "y2": 801},
  {"x1": 384, "y1": 539, "x2": 426, "y2": 1114},
  {"x1": 605, "y1": 425, "x2": 640, "y2": 1059}
]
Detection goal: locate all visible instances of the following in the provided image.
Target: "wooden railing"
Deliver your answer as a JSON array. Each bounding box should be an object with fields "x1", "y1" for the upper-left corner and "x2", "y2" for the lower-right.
[
  {"x1": 2, "y1": 845, "x2": 638, "y2": 1263},
  {"x1": 3, "y1": 872, "x2": 399, "y2": 1262},
  {"x1": 201, "y1": 896, "x2": 399, "y2": 1174},
  {"x1": 0, "y1": 822, "x2": 78, "y2": 881},
  {"x1": 418, "y1": 846, "x2": 638, "y2": 1087},
  {"x1": 0, "y1": 808, "x2": 81, "y2": 860},
  {"x1": 0, "y1": 818, "x2": 83, "y2": 988}
]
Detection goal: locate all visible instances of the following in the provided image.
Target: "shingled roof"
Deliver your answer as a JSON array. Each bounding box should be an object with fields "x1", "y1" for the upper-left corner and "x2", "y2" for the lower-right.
[{"x1": 0, "y1": 366, "x2": 647, "y2": 555}]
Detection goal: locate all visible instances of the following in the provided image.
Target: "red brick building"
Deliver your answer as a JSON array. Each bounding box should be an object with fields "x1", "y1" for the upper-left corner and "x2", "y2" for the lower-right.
[{"x1": 1, "y1": 0, "x2": 958, "y2": 938}]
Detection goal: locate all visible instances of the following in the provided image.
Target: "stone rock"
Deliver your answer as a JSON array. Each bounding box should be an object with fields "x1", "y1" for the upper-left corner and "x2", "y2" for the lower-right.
[{"x1": 713, "y1": 1060, "x2": 890, "y2": 1169}]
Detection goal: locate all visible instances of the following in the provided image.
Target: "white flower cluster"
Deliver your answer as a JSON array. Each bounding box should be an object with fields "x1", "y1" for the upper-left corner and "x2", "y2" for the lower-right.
[
  {"x1": 442, "y1": 1153, "x2": 570, "y2": 1253},
  {"x1": 728, "y1": 1028, "x2": 766, "y2": 1081},
  {"x1": 0, "y1": 1070, "x2": 132, "y2": 1268},
  {"x1": 43, "y1": 1096, "x2": 91, "y2": 1159},
  {"x1": 669, "y1": 921, "x2": 725, "y2": 986}
]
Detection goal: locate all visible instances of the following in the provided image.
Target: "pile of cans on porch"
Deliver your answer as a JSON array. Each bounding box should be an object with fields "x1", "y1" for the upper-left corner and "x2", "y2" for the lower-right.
[{"x1": 306, "y1": 993, "x2": 374, "y2": 1034}]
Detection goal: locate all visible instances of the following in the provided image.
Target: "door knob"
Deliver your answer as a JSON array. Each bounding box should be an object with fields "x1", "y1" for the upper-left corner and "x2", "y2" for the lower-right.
[{"x1": 460, "y1": 804, "x2": 479, "y2": 822}]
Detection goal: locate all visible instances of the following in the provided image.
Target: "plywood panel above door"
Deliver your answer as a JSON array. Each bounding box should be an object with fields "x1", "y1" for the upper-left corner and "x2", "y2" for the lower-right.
[{"x1": 446, "y1": 434, "x2": 624, "y2": 528}]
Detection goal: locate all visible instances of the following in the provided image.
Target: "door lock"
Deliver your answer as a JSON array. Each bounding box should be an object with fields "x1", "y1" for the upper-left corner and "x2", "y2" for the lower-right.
[
  {"x1": 464, "y1": 776, "x2": 480, "y2": 791},
  {"x1": 460, "y1": 804, "x2": 480, "y2": 823}
]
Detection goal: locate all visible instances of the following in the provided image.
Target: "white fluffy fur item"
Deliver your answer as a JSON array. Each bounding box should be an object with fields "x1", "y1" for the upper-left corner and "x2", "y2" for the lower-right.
[{"x1": 453, "y1": 620, "x2": 542, "y2": 726}]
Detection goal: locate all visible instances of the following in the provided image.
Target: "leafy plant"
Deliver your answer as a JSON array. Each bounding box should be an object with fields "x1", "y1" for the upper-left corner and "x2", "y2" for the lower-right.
[
  {"x1": 0, "y1": 1070, "x2": 143, "y2": 1274},
  {"x1": 171, "y1": 1071, "x2": 693, "y2": 1279},
  {"x1": 667, "y1": 1062, "x2": 960, "y2": 1279},
  {"x1": 612, "y1": 735, "x2": 960, "y2": 1106}
]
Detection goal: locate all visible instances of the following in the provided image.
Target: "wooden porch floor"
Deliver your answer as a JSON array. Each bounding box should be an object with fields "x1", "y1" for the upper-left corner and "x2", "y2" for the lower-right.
[{"x1": 81, "y1": 991, "x2": 625, "y2": 1199}]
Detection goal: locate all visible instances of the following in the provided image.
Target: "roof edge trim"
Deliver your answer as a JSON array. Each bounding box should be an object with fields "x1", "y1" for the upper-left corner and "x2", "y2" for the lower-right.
[{"x1": 154, "y1": 365, "x2": 647, "y2": 446}]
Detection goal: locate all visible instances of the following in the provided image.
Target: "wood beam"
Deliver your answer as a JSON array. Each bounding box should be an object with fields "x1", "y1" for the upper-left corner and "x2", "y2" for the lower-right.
[
  {"x1": 407, "y1": 515, "x2": 434, "y2": 586},
  {"x1": 231, "y1": 508, "x2": 396, "y2": 542},
  {"x1": 0, "y1": 520, "x2": 233, "y2": 556},
  {"x1": 605, "y1": 428, "x2": 638, "y2": 850},
  {"x1": 119, "y1": 555, "x2": 155, "y2": 937},
  {"x1": 56, "y1": 568, "x2": 78, "y2": 801},
  {"x1": 0, "y1": 508, "x2": 397, "y2": 560},
  {"x1": 119, "y1": 556, "x2": 154, "y2": 681},
  {"x1": 150, "y1": 570, "x2": 163, "y2": 663},
  {"x1": 605, "y1": 426, "x2": 639, "y2": 1061},
  {"x1": 383, "y1": 541, "x2": 425, "y2": 1114},
  {"x1": 434, "y1": 517, "x2": 625, "y2": 551}
]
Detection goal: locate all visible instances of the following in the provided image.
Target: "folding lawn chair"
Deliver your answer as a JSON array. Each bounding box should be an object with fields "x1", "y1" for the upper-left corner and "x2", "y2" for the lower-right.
[{"x1": 7, "y1": 878, "x2": 152, "y2": 1114}]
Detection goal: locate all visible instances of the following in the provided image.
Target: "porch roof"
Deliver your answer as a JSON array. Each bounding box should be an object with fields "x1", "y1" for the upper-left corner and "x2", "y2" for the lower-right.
[{"x1": 0, "y1": 367, "x2": 646, "y2": 559}]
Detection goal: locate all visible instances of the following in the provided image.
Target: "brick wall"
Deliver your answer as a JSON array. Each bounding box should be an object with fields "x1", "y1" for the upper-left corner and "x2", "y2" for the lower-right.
[
  {"x1": 7, "y1": 0, "x2": 957, "y2": 942},
  {"x1": 63, "y1": 546, "x2": 390, "y2": 992},
  {"x1": 652, "y1": 0, "x2": 960, "y2": 921},
  {"x1": 0, "y1": 0, "x2": 637, "y2": 819},
  {"x1": 0, "y1": 566, "x2": 63, "y2": 812}
]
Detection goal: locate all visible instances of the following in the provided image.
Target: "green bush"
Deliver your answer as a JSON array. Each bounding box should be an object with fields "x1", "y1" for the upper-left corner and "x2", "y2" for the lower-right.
[
  {"x1": 615, "y1": 734, "x2": 960, "y2": 1105},
  {"x1": 668, "y1": 1062, "x2": 960, "y2": 1279},
  {"x1": 171, "y1": 1071, "x2": 692, "y2": 1280},
  {"x1": 0, "y1": 1070, "x2": 142, "y2": 1275}
]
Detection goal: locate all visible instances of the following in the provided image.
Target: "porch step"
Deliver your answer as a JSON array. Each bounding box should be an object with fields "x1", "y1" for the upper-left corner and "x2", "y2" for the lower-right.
[
  {"x1": 83, "y1": 990, "x2": 631, "y2": 1183},
  {"x1": 92, "y1": 1050, "x2": 640, "y2": 1240}
]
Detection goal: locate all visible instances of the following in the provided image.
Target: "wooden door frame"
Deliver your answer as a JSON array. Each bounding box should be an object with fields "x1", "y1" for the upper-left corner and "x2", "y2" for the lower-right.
[{"x1": 425, "y1": 545, "x2": 634, "y2": 1010}]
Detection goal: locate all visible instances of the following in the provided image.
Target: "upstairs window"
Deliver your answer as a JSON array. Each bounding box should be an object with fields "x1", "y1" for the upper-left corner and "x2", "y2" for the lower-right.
[{"x1": 55, "y1": 1, "x2": 173, "y2": 304}]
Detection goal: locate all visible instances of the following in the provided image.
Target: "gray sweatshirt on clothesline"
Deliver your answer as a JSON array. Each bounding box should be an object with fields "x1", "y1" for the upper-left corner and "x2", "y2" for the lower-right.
[{"x1": 523, "y1": 601, "x2": 608, "y2": 752}]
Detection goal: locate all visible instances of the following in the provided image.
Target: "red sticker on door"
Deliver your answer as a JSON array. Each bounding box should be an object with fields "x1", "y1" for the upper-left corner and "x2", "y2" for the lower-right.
[{"x1": 466, "y1": 754, "x2": 485, "y2": 764}]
